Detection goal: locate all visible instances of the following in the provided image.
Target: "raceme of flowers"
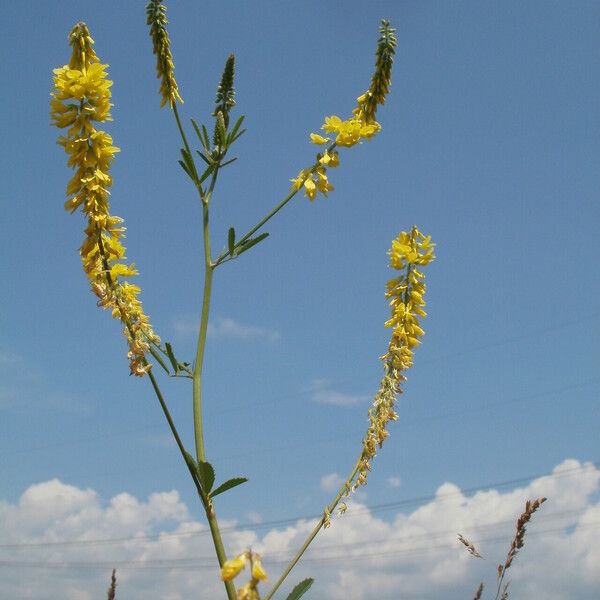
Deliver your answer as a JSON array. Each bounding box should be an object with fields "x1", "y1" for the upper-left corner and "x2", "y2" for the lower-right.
[
  {"x1": 290, "y1": 20, "x2": 396, "y2": 202},
  {"x1": 351, "y1": 227, "x2": 435, "y2": 495},
  {"x1": 220, "y1": 551, "x2": 268, "y2": 600},
  {"x1": 146, "y1": 0, "x2": 183, "y2": 108},
  {"x1": 51, "y1": 22, "x2": 159, "y2": 376}
]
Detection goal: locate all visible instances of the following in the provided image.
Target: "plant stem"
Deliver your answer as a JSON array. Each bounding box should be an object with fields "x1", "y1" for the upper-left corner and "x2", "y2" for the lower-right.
[
  {"x1": 147, "y1": 370, "x2": 237, "y2": 600},
  {"x1": 170, "y1": 109, "x2": 236, "y2": 600},
  {"x1": 214, "y1": 188, "x2": 297, "y2": 267},
  {"x1": 263, "y1": 456, "x2": 361, "y2": 600},
  {"x1": 214, "y1": 144, "x2": 337, "y2": 268}
]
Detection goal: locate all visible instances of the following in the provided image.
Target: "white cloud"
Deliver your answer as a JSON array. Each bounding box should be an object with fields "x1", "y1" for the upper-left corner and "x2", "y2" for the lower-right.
[
  {"x1": 311, "y1": 379, "x2": 369, "y2": 407},
  {"x1": 386, "y1": 476, "x2": 402, "y2": 489},
  {"x1": 246, "y1": 510, "x2": 263, "y2": 525},
  {"x1": 0, "y1": 460, "x2": 598, "y2": 600},
  {"x1": 173, "y1": 316, "x2": 280, "y2": 342},
  {"x1": 320, "y1": 473, "x2": 344, "y2": 493}
]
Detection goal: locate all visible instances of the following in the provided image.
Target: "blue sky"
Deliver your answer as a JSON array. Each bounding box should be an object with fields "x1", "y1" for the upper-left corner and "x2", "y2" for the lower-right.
[{"x1": 1, "y1": 1, "x2": 599, "y2": 599}]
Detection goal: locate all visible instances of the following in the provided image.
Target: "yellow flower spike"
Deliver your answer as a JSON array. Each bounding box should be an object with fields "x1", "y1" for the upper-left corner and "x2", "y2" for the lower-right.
[
  {"x1": 251, "y1": 554, "x2": 268, "y2": 582},
  {"x1": 51, "y1": 22, "x2": 160, "y2": 376},
  {"x1": 310, "y1": 132, "x2": 330, "y2": 145},
  {"x1": 349, "y1": 228, "x2": 435, "y2": 496},
  {"x1": 220, "y1": 553, "x2": 248, "y2": 582}
]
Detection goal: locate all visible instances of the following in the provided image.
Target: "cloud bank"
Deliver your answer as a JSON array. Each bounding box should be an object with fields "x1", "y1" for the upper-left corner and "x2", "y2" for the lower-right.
[{"x1": 0, "y1": 459, "x2": 598, "y2": 600}]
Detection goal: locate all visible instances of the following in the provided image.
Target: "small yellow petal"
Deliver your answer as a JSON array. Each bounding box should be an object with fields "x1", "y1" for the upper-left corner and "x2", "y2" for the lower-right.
[
  {"x1": 251, "y1": 554, "x2": 268, "y2": 581},
  {"x1": 220, "y1": 554, "x2": 247, "y2": 581},
  {"x1": 310, "y1": 132, "x2": 330, "y2": 145}
]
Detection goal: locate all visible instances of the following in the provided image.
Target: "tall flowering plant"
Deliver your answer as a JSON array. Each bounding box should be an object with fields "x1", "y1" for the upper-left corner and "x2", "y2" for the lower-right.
[{"x1": 50, "y1": 5, "x2": 435, "y2": 599}]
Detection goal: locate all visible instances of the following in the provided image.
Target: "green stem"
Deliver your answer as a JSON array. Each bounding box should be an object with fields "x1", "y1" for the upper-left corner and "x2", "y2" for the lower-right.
[
  {"x1": 214, "y1": 144, "x2": 336, "y2": 268},
  {"x1": 263, "y1": 456, "x2": 361, "y2": 600},
  {"x1": 192, "y1": 216, "x2": 212, "y2": 462},
  {"x1": 170, "y1": 109, "x2": 236, "y2": 600},
  {"x1": 214, "y1": 188, "x2": 297, "y2": 267},
  {"x1": 147, "y1": 371, "x2": 236, "y2": 600}
]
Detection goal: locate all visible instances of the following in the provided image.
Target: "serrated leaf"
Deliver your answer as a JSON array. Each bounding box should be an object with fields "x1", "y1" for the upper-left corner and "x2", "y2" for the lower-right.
[
  {"x1": 210, "y1": 477, "x2": 248, "y2": 498},
  {"x1": 148, "y1": 345, "x2": 170, "y2": 374},
  {"x1": 165, "y1": 342, "x2": 179, "y2": 373},
  {"x1": 285, "y1": 578, "x2": 314, "y2": 600},
  {"x1": 237, "y1": 232, "x2": 269, "y2": 256},
  {"x1": 228, "y1": 227, "x2": 235, "y2": 255},
  {"x1": 197, "y1": 461, "x2": 215, "y2": 494}
]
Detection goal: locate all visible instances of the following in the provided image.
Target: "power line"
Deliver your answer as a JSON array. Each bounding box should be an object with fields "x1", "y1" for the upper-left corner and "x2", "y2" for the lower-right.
[
  {"x1": 0, "y1": 460, "x2": 596, "y2": 550},
  {"x1": 2, "y1": 311, "x2": 597, "y2": 459},
  {"x1": 0, "y1": 521, "x2": 598, "y2": 572}
]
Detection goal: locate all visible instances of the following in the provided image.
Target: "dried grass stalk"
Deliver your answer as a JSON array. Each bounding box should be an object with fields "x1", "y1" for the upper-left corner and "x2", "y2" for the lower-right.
[
  {"x1": 106, "y1": 569, "x2": 117, "y2": 600},
  {"x1": 493, "y1": 497, "x2": 547, "y2": 600},
  {"x1": 458, "y1": 533, "x2": 483, "y2": 558}
]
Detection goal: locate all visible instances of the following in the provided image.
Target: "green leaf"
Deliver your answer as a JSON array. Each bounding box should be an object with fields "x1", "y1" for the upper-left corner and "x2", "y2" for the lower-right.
[
  {"x1": 237, "y1": 232, "x2": 269, "y2": 256},
  {"x1": 191, "y1": 118, "x2": 208, "y2": 150},
  {"x1": 228, "y1": 227, "x2": 235, "y2": 255},
  {"x1": 196, "y1": 461, "x2": 215, "y2": 494},
  {"x1": 196, "y1": 150, "x2": 213, "y2": 166},
  {"x1": 178, "y1": 159, "x2": 194, "y2": 180},
  {"x1": 165, "y1": 342, "x2": 179, "y2": 373},
  {"x1": 201, "y1": 124, "x2": 211, "y2": 150},
  {"x1": 229, "y1": 130, "x2": 246, "y2": 145},
  {"x1": 183, "y1": 451, "x2": 197, "y2": 476},
  {"x1": 199, "y1": 163, "x2": 216, "y2": 185},
  {"x1": 227, "y1": 115, "x2": 245, "y2": 145},
  {"x1": 285, "y1": 578, "x2": 314, "y2": 600},
  {"x1": 220, "y1": 157, "x2": 238, "y2": 168},
  {"x1": 148, "y1": 346, "x2": 170, "y2": 374},
  {"x1": 180, "y1": 148, "x2": 196, "y2": 174},
  {"x1": 210, "y1": 477, "x2": 248, "y2": 498}
]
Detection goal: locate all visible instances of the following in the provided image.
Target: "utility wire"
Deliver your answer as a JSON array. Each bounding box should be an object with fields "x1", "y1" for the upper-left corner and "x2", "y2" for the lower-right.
[
  {"x1": 0, "y1": 521, "x2": 598, "y2": 571},
  {"x1": 0, "y1": 460, "x2": 596, "y2": 550}
]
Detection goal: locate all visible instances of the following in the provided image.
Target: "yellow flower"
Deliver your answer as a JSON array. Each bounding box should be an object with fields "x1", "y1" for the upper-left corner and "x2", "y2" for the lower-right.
[
  {"x1": 221, "y1": 553, "x2": 248, "y2": 581},
  {"x1": 310, "y1": 132, "x2": 330, "y2": 145},
  {"x1": 51, "y1": 22, "x2": 159, "y2": 376},
  {"x1": 319, "y1": 150, "x2": 340, "y2": 168},
  {"x1": 237, "y1": 583, "x2": 259, "y2": 600},
  {"x1": 251, "y1": 554, "x2": 268, "y2": 581},
  {"x1": 351, "y1": 227, "x2": 435, "y2": 494},
  {"x1": 290, "y1": 168, "x2": 309, "y2": 191},
  {"x1": 322, "y1": 115, "x2": 343, "y2": 133},
  {"x1": 303, "y1": 177, "x2": 317, "y2": 200},
  {"x1": 294, "y1": 21, "x2": 395, "y2": 203}
]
